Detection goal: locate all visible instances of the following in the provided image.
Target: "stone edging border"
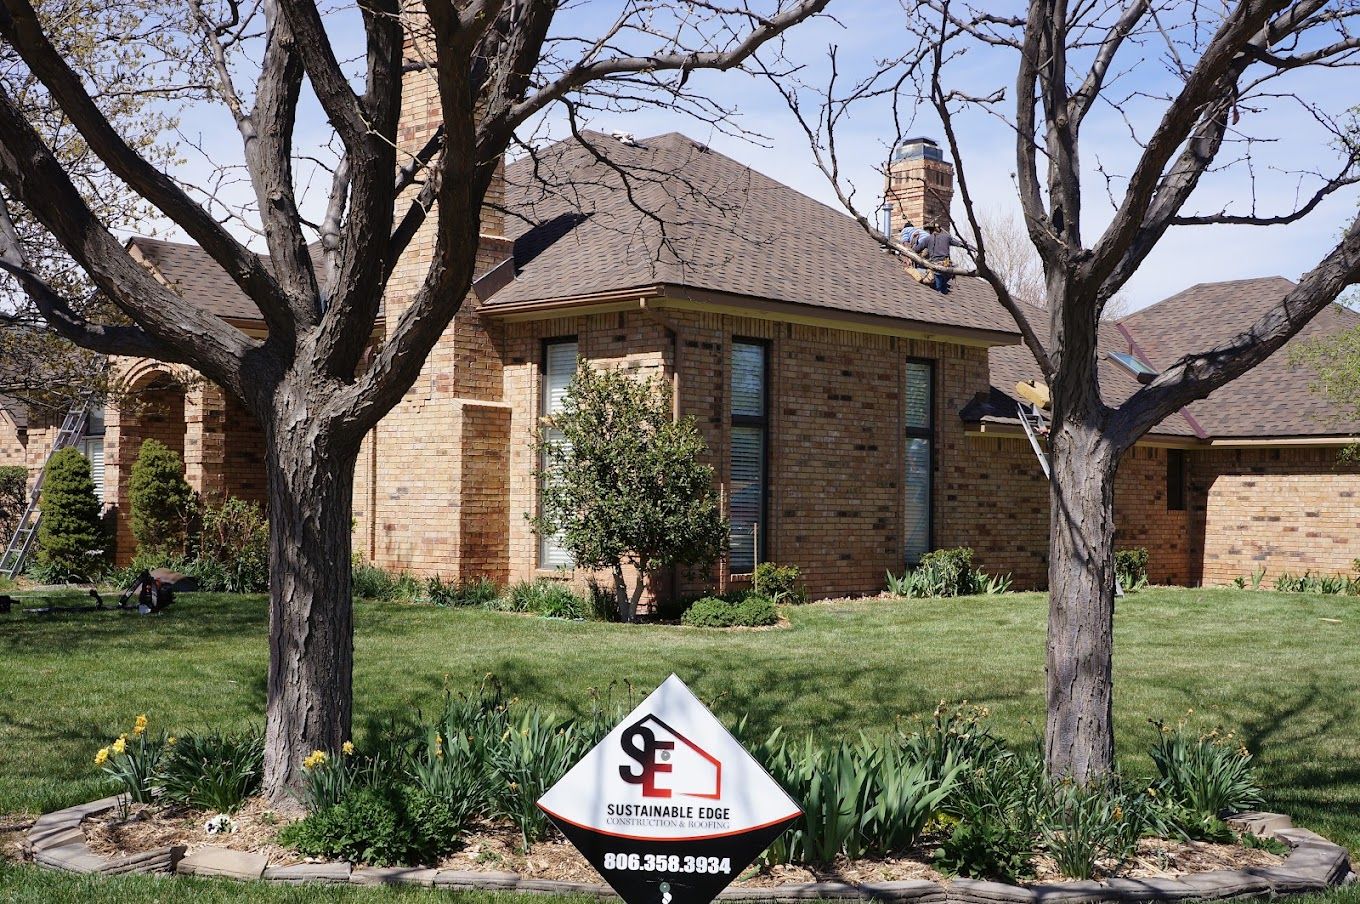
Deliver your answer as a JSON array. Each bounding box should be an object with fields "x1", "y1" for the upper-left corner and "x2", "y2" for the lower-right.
[{"x1": 23, "y1": 799, "x2": 1355, "y2": 901}]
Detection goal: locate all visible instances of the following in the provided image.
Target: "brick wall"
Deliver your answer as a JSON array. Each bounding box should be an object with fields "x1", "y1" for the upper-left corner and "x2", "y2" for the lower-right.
[
  {"x1": 1190, "y1": 445, "x2": 1360, "y2": 585},
  {"x1": 0, "y1": 412, "x2": 24, "y2": 468}
]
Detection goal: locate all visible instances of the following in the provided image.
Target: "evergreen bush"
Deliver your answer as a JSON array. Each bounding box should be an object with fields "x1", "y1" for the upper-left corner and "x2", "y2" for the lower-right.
[
  {"x1": 128, "y1": 439, "x2": 195, "y2": 557},
  {"x1": 681, "y1": 593, "x2": 778, "y2": 628},
  {"x1": 35, "y1": 447, "x2": 105, "y2": 580}
]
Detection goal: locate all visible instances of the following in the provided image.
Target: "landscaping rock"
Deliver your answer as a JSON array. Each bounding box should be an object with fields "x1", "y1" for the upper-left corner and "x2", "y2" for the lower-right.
[
  {"x1": 947, "y1": 879, "x2": 1037, "y2": 904},
  {"x1": 861, "y1": 878, "x2": 947, "y2": 903},
  {"x1": 26, "y1": 823, "x2": 84, "y2": 850},
  {"x1": 1027, "y1": 881, "x2": 1116, "y2": 904},
  {"x1": 32, "y1": 842, "x2": 105, "y2": 874},
  {"x1": 1226, "y1": 812, "x2": 1292, "y2": 837},
  {"x1": 1174, "y1": 869, "x2": 1274, "y2": 900},
  {"x1": 100, "y1": 845, "x2": 185, "y2": 876},
  {"x1": 263, "y1": 861, "x2": 352, "y2": 884},
  {"x1": 350, "y1": 867, "x2": 439, "y2": 886},
  {"x1": 1100, "y1": 878, "x2": 1196, "y2": 901},
  {"x1": 434, "y1": 869, "x2": 520, "y2": 890},
  {"x1": 177, "y1": 845, "x2": 268, "y2": 881}
]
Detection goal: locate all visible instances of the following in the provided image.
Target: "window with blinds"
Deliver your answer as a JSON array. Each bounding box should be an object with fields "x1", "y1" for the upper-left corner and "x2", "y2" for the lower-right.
[
  {"x1": 76, "y1": 437, "x2": 105, "y2": 504},
  {"x1": 904, "y1": 359, "x2": 934, "y2": 564},
  {"x1": 539, "y1": 339, "x2": 578, "y2": 569},
  {"x1": 730, "y1": 341, "x2": 767, "y2": 574}
]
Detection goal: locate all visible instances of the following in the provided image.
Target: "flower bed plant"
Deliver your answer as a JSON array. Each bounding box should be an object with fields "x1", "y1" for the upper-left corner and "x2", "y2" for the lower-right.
[{"x1": 86, "y1": 695, "x2": 1278, "y2": 879}]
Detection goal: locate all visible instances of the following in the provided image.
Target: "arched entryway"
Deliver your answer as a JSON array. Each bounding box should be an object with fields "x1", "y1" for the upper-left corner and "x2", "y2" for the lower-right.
[{"x1": 109, "y1": 367, "x2": 188, "y2": 564}]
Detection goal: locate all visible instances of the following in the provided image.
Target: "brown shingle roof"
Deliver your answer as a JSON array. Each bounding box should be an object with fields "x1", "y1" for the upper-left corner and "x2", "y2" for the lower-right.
[
  {"x1": 975, "y1": 278, "x2": 1360, "y2": 440},
  {"x1": 1119, "y1": 277, "x2": 1360, "y2": 439},
  {"x1": 975, "y1": 307, "x2": 1200, "y2": 438},
  {"x1": 127, "y1": 237, "x2": 329, "y2": 323},
  {"x1": 493, "y1": 132, "x2": 1018, "y2": 339}
]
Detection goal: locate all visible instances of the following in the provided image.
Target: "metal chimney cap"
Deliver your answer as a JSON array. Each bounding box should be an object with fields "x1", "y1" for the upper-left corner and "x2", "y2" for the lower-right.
[{"x1": 891, "y1": 137, "x2": 945, "y2": 163}]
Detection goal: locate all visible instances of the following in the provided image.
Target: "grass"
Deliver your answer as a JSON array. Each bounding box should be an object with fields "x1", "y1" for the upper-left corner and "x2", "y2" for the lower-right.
[{"x1": 0, "y1": 586, "x2": 1357, "y2": 901}]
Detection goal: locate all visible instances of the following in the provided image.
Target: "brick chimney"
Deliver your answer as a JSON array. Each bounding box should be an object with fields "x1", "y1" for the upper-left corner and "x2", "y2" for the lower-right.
[
  {"x1": 397, "y1": 30, "x2": 506, "y2": 240},
  {"x1": 883, "y1": 137, "x2": 954, "y2": 238}
]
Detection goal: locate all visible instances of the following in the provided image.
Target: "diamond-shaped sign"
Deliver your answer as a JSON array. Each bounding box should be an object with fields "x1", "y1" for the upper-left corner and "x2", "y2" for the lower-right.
[{"x1": 538, "y1": 675, "x2": 801, "y2": 904}]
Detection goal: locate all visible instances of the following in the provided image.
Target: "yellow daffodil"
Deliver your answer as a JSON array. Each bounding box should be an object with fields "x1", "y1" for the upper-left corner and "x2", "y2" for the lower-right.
[
  {"x1": 111, "y1": 736, "x2": 126, "y2": 755},
  {"x1": 341, "y1": 741, "x2": 355, "y2": 756},
  {"x1": 133, "y1": 714, "x2": 148, "y2": 736},
  {"x1": 167, "y1": 736, "x2": 177, "y2": 746},
  {"x1": 94, "y1": 747, "x2": 110, "y2": 766},
  {"x1": 302, "y1": 750, "x2": 328, "y2": 770}
]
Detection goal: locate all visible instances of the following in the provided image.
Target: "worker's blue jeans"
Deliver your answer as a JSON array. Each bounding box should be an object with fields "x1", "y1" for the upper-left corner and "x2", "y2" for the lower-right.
[{"x1": 931, "y1": 259, "x2": 952, "y2": 293}]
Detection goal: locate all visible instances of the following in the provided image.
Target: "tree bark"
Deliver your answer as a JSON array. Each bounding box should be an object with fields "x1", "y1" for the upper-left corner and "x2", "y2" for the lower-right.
[
  {"x1": 1044, "y1": 417, "x2": 1118, "y2": 783},
  {"x1": 261, "y1": 387, "x2": 358, "y2": 803}
]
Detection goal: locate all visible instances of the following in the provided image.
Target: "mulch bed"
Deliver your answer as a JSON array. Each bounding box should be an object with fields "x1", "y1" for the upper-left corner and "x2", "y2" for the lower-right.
[{"x1": 78, "y1": 800, "x2": 1284, "y2": 886}]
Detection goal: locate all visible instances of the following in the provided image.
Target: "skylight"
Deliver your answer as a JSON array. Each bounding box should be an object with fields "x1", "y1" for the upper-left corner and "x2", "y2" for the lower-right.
[{"x1": 1110, "y1": 351, "x2": 1157, "y2": 377}]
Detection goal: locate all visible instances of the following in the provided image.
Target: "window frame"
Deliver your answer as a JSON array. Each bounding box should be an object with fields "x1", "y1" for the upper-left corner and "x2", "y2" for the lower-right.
[
  {"x1": 729, "y1": 337, "x2": 770, "y2": 575},
  {"x1": 537, "y1": 335, "x2": 579, "y2": 570},
  {"x1": 903, "y1": 357, "x2": 935, "y2": 565}
]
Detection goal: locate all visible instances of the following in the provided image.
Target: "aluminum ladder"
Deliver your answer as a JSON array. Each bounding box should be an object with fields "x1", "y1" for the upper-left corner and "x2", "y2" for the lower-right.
[
  {"x1": 0, "y1": 398, "x2": 92, "y2": 579},
  {"x1": 1017, "y1": 401, "x2": 1123, "y2": 597}
]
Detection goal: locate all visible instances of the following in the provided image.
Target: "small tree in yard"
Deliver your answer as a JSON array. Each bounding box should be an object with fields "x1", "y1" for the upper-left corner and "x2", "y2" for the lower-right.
[
  {"x1": 128, "y1": 438, "x2": 194, "y2": 558},
  {"x1": 36, "y1": 446, "x2": 103, "y2": 580},
  {"x1": 1293, "y1": 305, "x2": 1360, "y2": 460},
  {"x1": 533, "y1": 363, "x2": 727, "y2": 623}
]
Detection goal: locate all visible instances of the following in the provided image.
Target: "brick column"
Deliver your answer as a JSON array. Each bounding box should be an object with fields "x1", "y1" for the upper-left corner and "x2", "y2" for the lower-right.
[{"x1": 184, "y1": 383, "x2": 228, "y2": 502}]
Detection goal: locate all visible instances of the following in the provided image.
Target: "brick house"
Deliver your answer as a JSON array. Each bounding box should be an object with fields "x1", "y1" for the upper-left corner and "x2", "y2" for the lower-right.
[{"x1": 13, "y1": 122, "x2": 1360, "y2": 596}]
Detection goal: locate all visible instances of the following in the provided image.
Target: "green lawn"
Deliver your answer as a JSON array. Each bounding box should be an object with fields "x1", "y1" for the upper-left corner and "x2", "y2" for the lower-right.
[{"x1": 0, "y1": 586, "x2": 1357, "y2": 901}]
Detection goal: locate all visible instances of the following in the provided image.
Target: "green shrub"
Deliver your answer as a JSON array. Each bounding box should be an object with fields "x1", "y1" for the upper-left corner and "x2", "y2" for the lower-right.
[
  {"x1": 681, "y1": 593, "x2": 777, "y2": 628},
  {"x1": 934, "y1": 815, "x2": 1034, "y2": 882},
  {"x1": 281, "y1": 784, "x2": 460, "y2": 866},
  {"x1": 36, "y1": 447, "x2": 106, "y2": 581},
  {"x1": 128, "y1": 439, "x2": 195, "y2": 558},
  {"x1": 490, "y1": 707, "x2": 591, "y2": 848},
  {"x1": 427, "y1": 575, "x2": 500, "y2": 608},
  {"x1": 0, "y1": 465, "x2": 26, "y2": 538},
  {"x1": 351, "y1": 558, "x2": 421, "y2": 601},
  {"x1": 900, "y1": 703, "x2": 1008, "y2": 783},
  {"x1": 758, "y1": 733, "x2": 961, "y2": 865},
  {"x1": 1273, "y1": 570, "x2": 1356, "y2": 594},
  {"x1": 1149, "y1": 720, "x2": 1263, "y2": 817},
  {"x1": 1115, "y1": 547, "x2": 1150, "y2": 591},
  {"x1": 194, "y1": 497, "x2": 268, "y2": 593},
  {"x1": 157, "y1": 729, "x2": 264, "y2": 813},
  {"x1": 502, "y1": 578, "x2": 586, "y2": 619},
  {"x1": 93, "y1": 714, "x2": 164, "y2": 804},
  {"x1": 886, "y1": 548, "x2": 1010, "y2": 598},
  {"x1": 753, "y1": 562, "x2": 806, "y2": 604},
  {"x1": 1040, "y1": 781, "x2": 1145, "y2": 879}
]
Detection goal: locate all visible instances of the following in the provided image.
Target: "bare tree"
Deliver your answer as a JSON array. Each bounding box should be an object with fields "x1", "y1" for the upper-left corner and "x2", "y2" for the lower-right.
[
  {"x1": 0, "y1": 0, "x2": 828, "y2": 801},
  {"x1": 770, "y1": 0, "x2": 1360, "y2": 781}
]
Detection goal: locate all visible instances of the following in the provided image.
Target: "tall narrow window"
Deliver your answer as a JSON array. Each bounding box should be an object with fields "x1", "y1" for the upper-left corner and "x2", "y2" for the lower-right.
[
  {"x1": 539, "y1": 338, "x2": 578, "y2": 568},
  {"x1": 730, "y1": 340, "x2": 767, "y2": 574},
  {"x1": 1167, "y1": 449, "x2": 1187, "y2": 511},
  {"x1": 904, "y1": 359, "x2": 934, "y2": 564}
]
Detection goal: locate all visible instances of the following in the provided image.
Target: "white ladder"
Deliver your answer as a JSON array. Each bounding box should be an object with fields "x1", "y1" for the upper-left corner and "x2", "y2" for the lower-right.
[{"x1": 0, "y1": 398, "x2": 92, "y2": 578}]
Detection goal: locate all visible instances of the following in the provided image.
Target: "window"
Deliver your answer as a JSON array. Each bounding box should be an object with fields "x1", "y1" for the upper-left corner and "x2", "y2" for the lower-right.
[
  {"x1": 1167, "y1": 449, "x2": 1187, "y2": 511},
  {"x1": 1110, "y1": 351, "x2": 1157, "y2": 379},
  {"x1": 904, "y1": 359, "x2": 934, "y2": 564},
  {"x1": 76, "y1": 407, "x2": 106, "y2": 504},
  {"x1": 729, "y1": 340, "x2": 767, "y2": 574},
  {"x1": 539, "y1": 338, "x2": 578, "y2": 568}
]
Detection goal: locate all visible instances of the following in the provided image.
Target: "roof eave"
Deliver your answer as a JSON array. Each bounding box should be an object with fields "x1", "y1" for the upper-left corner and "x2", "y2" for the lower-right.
[{"x1": 482, "y1": 282, "x2": 1020, "y2": 348}]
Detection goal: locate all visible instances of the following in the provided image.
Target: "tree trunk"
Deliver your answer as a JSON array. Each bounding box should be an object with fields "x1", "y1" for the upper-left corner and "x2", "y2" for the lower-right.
[
  {"x1": 1044, "y1": 418, "x2": 1118, "y2": 783},
  {"x1": 612, "y1": 562, "x2": 631, "y2": 622},
  {"x1": 261, "y1": 398, "x2": 358, "y2": 804}
]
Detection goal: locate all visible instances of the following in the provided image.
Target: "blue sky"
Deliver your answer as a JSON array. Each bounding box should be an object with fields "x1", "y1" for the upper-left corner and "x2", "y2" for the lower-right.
[{"x1": 166, "y1": 1, "x2": 1360, "y2": 313}]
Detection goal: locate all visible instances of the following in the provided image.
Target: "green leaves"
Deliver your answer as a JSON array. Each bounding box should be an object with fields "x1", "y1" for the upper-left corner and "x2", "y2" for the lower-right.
[
  {"x1": 1149, "y1": 719, "x2": 1263, "y2": 818},
  {"x1": 128, "y1": 438, "x2": 194, "y2": 559},
  {"x1": 36, "y1": 446, "x2": 104, "y2": 580},
  {"x1": 532, "y1": 362, "x2": 728, "y2": 611}
]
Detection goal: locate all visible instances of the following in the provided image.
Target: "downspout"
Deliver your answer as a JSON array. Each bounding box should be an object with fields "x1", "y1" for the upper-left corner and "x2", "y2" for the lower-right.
[{"x1": 638, "y1": 298, "x2": 684, "y2": 609}]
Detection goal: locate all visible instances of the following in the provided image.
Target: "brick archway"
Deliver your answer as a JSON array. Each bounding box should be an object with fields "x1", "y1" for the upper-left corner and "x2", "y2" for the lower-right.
[{"x1": 109, "y1": 368, "x2": 188, "y2": 563}]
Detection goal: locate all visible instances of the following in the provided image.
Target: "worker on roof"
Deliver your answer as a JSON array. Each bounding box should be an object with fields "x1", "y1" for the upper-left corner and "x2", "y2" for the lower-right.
[
  {"x1": 899, "y1": 220, "x2": 926, "y2": 248},
  {"x1": 915, "y1": 220, "x2": 963, "y2": 295}
]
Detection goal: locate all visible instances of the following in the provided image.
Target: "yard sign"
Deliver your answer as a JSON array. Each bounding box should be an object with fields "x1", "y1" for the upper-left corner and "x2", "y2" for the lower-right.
[{"x1": 538, "y1": 674, "x2": 801, "y2": 904}]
